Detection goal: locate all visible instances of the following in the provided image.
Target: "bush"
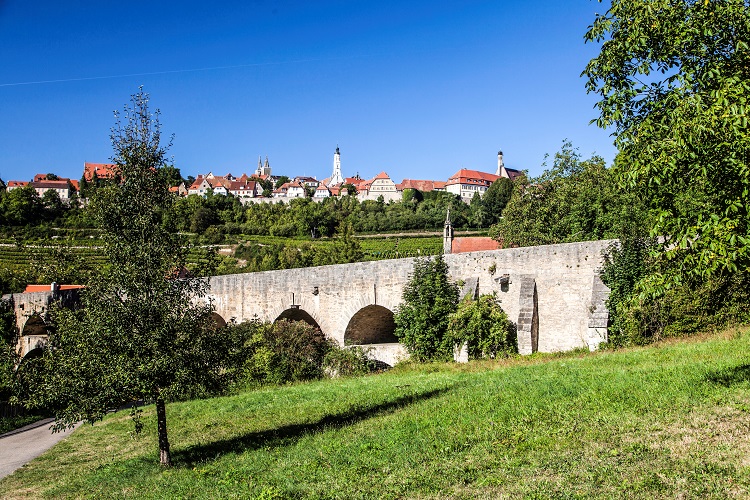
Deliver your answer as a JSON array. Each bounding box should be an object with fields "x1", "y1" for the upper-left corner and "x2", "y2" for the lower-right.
[
  {"x1": 447, "y1": 294, "x2": 516, "y2": 359},
  {"x1": 230, "y1": 319, "x2": 334, "y2": 386},
  {"x1": 323, "y1": 346, "x2": 377, "y2": 377},
  {"x1": 393, "y1": 256, "x2": 459, "y2": 361},
  {"x1": 603, "y1": 237, "x2": 750, "y2": 347}
]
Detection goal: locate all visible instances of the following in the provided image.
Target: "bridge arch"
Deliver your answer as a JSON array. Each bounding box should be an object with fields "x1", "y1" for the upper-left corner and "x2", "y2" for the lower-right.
[
  {"x1": 210, "y1": 312, "x2": 227, "y2": 328},
  {"x1": 344, "y1": 305, "x2": 398, "y2": 345},
  {"x1": 20, "y1": 346, "x2": 45, "y2": 362},
  {"x1": 21, "y1": 314, "x2": 49, "y2": 336},
  {"x1": 275, "y1": 307, "x2": 322, "y2": 331}
]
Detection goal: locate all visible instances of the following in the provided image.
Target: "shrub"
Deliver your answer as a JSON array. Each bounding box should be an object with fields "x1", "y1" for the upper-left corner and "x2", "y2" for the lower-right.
[
  {"x1": 393, "y1": 256, "x2": 459, "y2": 361},
  {"x1": 447, "y1": 294, "x2": 516, "y2": 359},
  {"x1": 603, "y1": 237, "x2": 750, "y2": 347},
  {"x1": 323, "y1": 346, "x2": 377, "y2": 377},
  {"x1": 230, "y1": 319, "x2": 334, "y2": 386}
]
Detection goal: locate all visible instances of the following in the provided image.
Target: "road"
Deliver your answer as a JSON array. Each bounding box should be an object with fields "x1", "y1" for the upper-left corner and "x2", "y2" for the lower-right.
[{"x1": 0, "y1": 420, "x2": 78, "y2": 480}]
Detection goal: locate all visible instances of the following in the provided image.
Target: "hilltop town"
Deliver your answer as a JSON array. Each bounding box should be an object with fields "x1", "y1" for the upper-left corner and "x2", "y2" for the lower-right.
[{"x1": 3, "y1": 148, "x2": 522, "y2": 205}]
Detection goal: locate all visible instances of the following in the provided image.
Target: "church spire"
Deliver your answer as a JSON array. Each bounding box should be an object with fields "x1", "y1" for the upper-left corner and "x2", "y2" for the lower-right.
[{"x1": 330, "y1": 145, "x2": 344, "y2": 185}]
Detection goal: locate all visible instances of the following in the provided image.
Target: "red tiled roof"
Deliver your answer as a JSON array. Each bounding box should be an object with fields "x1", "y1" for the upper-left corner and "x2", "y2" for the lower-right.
[
  {"x1": 31, "y1": 180, "x2": 70, "y2": 189},
  {"x1": 24, "y1": 284, "x2": 85, "y2": 293},
  {"x1": 373, "y1": 171, "x2": 390, "y2": 180},
  {"x1": 7, "y1": 180, "x2": 29, "y2": 188},
  {"x1": 207, "y1": 177, "x2": 231, "y2": 189},
  {"x1": 398, "y1": 179, "x2": 442, "y2": 192},
  {"x1": 69, "y1": 179, "x2": 79, "y2": 191},
  {"x1": 229, "y1": 180, "x2": 257, "y2": 191},
  {"x1": 83, "y1": 162, "x2": 118, "y2": 182},
  {"x1": 450, "y1": 237, "x2": 500, "y2": 254},
  {"x1": 446, "y1": 169, "x2": 500, "y2": 186},
  {"x1": 502, "y1": 167, "x2": 523, "y2": 181},
  {"x1": 188, "y1": 179, "x2": 205, "y2": 190},
  {"x1": 344, "y1": 177, "x2": 365, "y2": 186}
]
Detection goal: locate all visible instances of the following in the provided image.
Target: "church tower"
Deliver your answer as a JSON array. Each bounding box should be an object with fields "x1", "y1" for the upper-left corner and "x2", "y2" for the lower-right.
[
  {"x1": 330, "y1": 146, "x2": 344, "y2": 185},
  {"x1": 495, "y1": 150, "x2": 505, "y2": 177},
  {"x1": 255, "y1": 156, "x2": 271, "y2": 177}
]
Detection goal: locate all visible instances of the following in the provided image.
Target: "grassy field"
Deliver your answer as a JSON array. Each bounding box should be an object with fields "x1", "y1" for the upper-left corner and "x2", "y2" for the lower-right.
[{"x1": 3, "y1": 329, "x2": 750, "y2": 498}]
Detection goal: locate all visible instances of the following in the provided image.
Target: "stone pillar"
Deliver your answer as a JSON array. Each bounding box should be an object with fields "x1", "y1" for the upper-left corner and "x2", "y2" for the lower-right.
[
  {"x1": 587, "y1": 274, "x2": 610, "y2": 350},
  {"x1": 443, "y1": 209, "x2": 454, "y2": 254},
  {"x1": 516, "y1": 275, "x2": 538, "y2": 355}
]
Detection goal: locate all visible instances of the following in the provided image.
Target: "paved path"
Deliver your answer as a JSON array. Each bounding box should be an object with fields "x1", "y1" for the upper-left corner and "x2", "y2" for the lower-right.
[{"x1": 0, "y1": 420, "x2": 78, "y2": 480}]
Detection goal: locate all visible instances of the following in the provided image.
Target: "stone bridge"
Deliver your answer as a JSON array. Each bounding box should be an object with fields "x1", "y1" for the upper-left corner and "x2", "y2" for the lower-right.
[
  {"x1": 2, "y1": 287, "x2": 81, "y2": 360},
  {"x1": 4, "y1": 240, "x2": 612, "y2": 366},
  {"x1": 207, "y1": 240, "x2": 613, "y2": 365}
]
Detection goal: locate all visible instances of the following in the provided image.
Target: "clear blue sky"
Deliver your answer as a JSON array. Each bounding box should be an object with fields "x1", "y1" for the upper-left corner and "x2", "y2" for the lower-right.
[{"x1": 0, "y1": 0, "x2": 615, "y2": 184}]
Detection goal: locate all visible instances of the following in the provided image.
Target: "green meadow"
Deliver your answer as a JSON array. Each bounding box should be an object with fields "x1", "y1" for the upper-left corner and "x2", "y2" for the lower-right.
[{"x1": 3, "y1": 329, "x2": 750, "y2": 498}]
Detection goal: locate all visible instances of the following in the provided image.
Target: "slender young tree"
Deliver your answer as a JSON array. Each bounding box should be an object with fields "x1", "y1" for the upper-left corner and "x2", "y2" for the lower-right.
[{"x1": 36, "y1": 89, "x2": 227, "y2": 467}]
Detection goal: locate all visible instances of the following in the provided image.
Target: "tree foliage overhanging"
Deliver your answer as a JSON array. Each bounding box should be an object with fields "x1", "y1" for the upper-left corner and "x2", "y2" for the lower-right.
[
  {"x1": 584, "y1": 0, "x2": 750, "y2": 280},
  {"x1": 489, "y1": 141, "x2": 649, "y2": 247}
]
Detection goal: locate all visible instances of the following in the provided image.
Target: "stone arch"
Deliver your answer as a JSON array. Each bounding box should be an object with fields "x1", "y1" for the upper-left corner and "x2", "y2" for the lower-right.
[
  {"x1": 21, "y1": 314, "x2": 48, "y2": 337},
  {"x1": 344, "y1": 305, "x2": 398, "y2": 345},
  {"x1": 21, "y1": 347, "x2": 45, "y2": 362},
  {"x1": 210, "y1": 312, "x2": 227, "y2": 328},
  {"x1": 275, "y1": 307, "x2": 321, "y2": 330}
]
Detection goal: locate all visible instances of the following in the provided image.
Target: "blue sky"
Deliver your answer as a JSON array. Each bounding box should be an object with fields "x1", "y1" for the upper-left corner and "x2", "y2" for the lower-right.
[{"x1": 0, "y1": 0, "x2": 615, "y2": 184}]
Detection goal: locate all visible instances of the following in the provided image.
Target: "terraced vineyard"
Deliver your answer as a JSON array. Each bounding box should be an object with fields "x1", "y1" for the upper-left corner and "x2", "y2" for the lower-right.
[
  {"x1": 359, "y1": 236, "x2": 442, "y2": 260},
  {"x1": 0, "y1": 244, "x2": 107, "y2": 272},
  {"x1": 0, "y1": 234, "x2": 445, "y2": 278}
]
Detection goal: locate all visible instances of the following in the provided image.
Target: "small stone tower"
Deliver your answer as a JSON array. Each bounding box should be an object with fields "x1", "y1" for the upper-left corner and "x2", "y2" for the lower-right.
[
  {"x1": 330, "y1": 146, "x2": 344, "y2": 185},
  {"x1": 443, "y1": 208, "x2": 454, "y2": 254},
  {"x1": 495, "y1": 150, "x2": 505, "y2": 177}
]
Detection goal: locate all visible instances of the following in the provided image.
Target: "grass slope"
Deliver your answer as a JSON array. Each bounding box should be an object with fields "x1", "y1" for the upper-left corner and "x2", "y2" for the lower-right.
[{"x1": 3, "y1": 329, "x2": 750, "y2": 498}]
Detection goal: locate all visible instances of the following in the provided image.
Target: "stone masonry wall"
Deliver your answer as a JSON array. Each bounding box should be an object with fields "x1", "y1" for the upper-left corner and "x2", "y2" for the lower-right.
[{"x1": 209, "y1": 240, "x2": 614, "y2": 355}]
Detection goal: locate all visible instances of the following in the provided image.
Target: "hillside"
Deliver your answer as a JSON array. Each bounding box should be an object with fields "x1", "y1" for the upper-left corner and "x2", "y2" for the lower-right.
[{"x1": 2, "y1": 329, "x2": 750, "y2": 498}]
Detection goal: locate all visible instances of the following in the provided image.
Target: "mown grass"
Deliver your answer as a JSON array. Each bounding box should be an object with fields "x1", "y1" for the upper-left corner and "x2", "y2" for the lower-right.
[{"x1": 4, "y1": 329, "x2": 750, "y2": 498}]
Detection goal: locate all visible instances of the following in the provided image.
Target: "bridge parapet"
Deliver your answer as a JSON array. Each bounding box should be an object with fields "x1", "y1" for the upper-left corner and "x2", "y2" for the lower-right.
[{"x1": 209, "y1": 240, "x2": 614, "y2": 360}]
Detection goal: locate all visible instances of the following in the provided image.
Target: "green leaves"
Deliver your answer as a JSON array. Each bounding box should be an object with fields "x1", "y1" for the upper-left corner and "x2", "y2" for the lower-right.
[
  {"x1": 446, "y1": 294, "x2": 516, "y2": 360},
  {"x1": 585, "y1": 0, "x2": 750, "y2": 280},
  {"x1": 393, "y1": 256, "x2": 459, "y2": 362}
]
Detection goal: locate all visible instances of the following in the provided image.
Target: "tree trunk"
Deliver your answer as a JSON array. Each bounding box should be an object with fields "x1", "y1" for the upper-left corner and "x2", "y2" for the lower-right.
[{"x1": 156, "y1": 396, "x2": 172, "y2": 467}]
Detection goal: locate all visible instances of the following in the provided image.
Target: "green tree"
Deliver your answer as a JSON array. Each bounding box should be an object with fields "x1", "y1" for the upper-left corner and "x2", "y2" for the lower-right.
[
  {"x1": 393, "y1": 255, "x2": 459, "y2": 361},
  {"x1": 489, "y1": 142, "x2": 645, "y2": 247},
  {"x1": 159, "y1": 164, "x2": 184, "y2": 187},
  {"x1": 584, "y1": 0, "x2": 750, "y2": 279},
  {"x1": 447, "y1": 294, "x2": 516, "y2": 359},
  {"x1": 312, "y1": 222, "x2": 363, "y2": 266},
  {"x1": 231, "y1": 319, "x2": 333, "y2": 386},
  {"x1": 274, "y1": 176, "x2": 290, "y2": 189},
  {"x1": 0, "y1": 296, "x2": 19, "y2": 401},
  {"x1": 34, "y1": 89, "x2": 226, "y2": 467},
  {"x1": 482, "y1": 177, "x2": 514, "y2": 224},
  {"x1": 2, "y1": 185, "x2": 42, "y2": 226}
]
